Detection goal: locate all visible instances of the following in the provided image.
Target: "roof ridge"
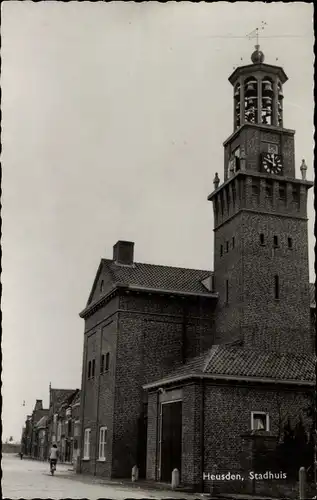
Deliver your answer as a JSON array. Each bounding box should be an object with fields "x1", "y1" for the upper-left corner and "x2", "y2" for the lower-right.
[
  {"x1": 203, "y1": 345, "x2": 221, "y2": 372},
  {"x1": 102, "y1": 258, "x2": 212, "y2": 274}
]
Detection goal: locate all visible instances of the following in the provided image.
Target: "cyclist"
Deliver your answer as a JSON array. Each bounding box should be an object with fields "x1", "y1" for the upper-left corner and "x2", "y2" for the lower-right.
[{"x1": 49, "y1": 444, "x2": 58, "y2": 473}]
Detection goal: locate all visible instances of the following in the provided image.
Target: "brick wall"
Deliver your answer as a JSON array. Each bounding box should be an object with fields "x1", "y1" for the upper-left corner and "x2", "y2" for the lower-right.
[
  {"x1": 111, "y1": 292, "x2": 214, "y2": 478},
  {"x1": 182, "y1": 382, "x2": 203, "y2": 488},
  {"x1": 79, "y1": 297, "x2": 119, "y2": 476},
  {"x1": 213, "y1": 208, "x2": 311, "y2": 353},
  {"x1": 203, "y1": 382, "x2": 312, "y2": 476},
  {"x1": 146, "y1": 392, "x2": 158, "y2": 480}
]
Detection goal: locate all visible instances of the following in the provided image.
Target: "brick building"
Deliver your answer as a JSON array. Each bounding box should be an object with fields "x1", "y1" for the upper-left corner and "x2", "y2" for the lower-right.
[{"x1": 77, "y1": 46, "x2": 315, "y2": 496}]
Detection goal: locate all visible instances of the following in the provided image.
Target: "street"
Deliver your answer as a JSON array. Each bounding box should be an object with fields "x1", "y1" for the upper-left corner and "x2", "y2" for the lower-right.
[{"x1": 2, "y1": 454, "x2": 199, "y2": 500}]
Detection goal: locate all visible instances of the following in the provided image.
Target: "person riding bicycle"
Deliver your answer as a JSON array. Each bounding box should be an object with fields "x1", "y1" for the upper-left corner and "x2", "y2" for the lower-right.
[{"x1": 49, "y1": 444, "x2": 58, "y2": 471}]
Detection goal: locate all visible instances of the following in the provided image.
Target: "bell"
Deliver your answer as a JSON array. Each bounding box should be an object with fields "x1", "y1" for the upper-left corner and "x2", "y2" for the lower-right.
[
  {"x1": 245, "y1": 82, "x2": 257, "y2": 95},
  {"x1": 263, "y1": 100, "x2": 272, "y2": 108},
  {"x1": 263, "y1": 81, "x2": 273, "y2": 93},
  {"x1": 278, "y1": 102, "x2": 282, "y2": 110},
  {"x1": 278, "y1": 85, "x2": 283, "y2": 97},
  {"x1": 234, "y1": 86, "x2": 240, "y2": 98}
]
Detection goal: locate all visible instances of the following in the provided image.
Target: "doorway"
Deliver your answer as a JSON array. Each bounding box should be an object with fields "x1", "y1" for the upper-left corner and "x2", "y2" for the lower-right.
[{"x1": 160, "y1": 401, "x2": 182, "y2": 482}]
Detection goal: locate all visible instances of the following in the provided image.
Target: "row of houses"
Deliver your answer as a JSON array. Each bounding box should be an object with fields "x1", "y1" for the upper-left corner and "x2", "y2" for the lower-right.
[{"x1": 21, "y1": 385, "x2": 81, "y2": 466}]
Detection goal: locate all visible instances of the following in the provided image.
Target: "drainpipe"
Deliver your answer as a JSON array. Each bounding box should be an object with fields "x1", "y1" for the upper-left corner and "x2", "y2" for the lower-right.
[
  {"x1": 79, "y1": 334, "x2": 88, "y2": 473},
  {"x1": 199, "y1": 378, "x2": 205, "y2": 493},
  {"x1": 94, "y1": 327, "x2": 102, "y2": 476},
  {"x1": 182, "y1": 303, "x2": 188, "y2": 363}
]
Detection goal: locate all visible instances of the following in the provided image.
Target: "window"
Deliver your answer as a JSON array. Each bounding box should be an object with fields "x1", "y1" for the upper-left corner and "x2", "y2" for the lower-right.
[
  {"x1": 57, "y1": 421, "x2": 61, "y2": 441},
  {"x1": 83, "y1": 428, "x2": 91, "y2": 459},
  {"x1": 232, "y1": 237, "x2": 235, "y2": 249},
  {"x1": 100, "y1": 354, "x2": 105, "y2": 374},
  {"x1": 273, "y1": 235, "x2": 279, "y2": 247},
  {"x1": 288, "y1": 237, "x2": 293, "y2": 249},
  {"x1": 92, "y1": 359, "x2": 96, "y2": 378},
  {"x1": 88, "y1": 361, "x2": 92, "y2": 379},
  {"x1": 220, "y1": 245, "x2": 223, "y2": 257},
  {"x1": 260, "y1": 233, "x2": 265, "y2": 245},
  {"x1": 225, "y1": 280, "x2": 229, "y2": 303},
  {"x1": 105, "y1": 353, "x2": 110, "y2": 372},
  {"x1": 252, "y1": 181, "x2": 259, "y2": 196},
  {"x1": 279, "y1": 183, "x2": 286, "y2": 199},
  {"x1": 265, "y1": 180, "x2": 273, "y2": 197},
  {"x1": 99, "y1": 426, "x2": 107, "y2": 461},
  {"x1": 226, "y1": 241, "x2": 229, "y2": 253},
  {"x1": 74, "y1": 421, "x2": 80, "y2": 438},
  {"x1": 100, "y1": 280, "x2": 104, "y2": 292},
  {"x1": 251, "y1": 412, "x2": 269, "y2": 431},
  {"x1": 292, "y1": 187, "x2": 299, "y2": 203},
  {"x1": 232, "y1": 183, "x2": 236, "y2": 204},
  {"x1": 274, "y1": 275, "x2": 280, "y2": 299}
]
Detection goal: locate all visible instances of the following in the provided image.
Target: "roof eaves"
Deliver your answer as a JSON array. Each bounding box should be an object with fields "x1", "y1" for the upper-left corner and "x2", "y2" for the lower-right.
[
  {"x1": 80, "y1": 284, "x2": 122, "y2": 318},
  {"x1": 123, "y1": 284, "x2": 218, "y2": 299},
  {"x1": 143, "y1": 373, "x2": 315, "y2": 390}
]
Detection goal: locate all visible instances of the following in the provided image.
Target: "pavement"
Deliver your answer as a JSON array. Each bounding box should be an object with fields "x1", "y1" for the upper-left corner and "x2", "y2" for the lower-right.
[{"x1": 2, "y1": 453, "x2": 204, "y2": 500}]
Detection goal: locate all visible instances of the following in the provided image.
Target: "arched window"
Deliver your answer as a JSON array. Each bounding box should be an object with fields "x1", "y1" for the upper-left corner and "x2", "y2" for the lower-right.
[
  {"x1": 244, "y1": 77, "x2": 258, "y2": 124},
  {"x1": 277, "y1": 81, "x2": 283, "y2": 126},
  {"x1": 261, "y1": 77, "x2": 273, "y2": 125},
  {"x1": 234, "y1": 83, "x2": 241, "y2": 129}
]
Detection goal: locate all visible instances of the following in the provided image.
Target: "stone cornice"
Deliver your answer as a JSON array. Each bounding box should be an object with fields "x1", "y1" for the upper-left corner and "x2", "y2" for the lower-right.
[
  {"x1": 80, "y1": 283, "x2": 218, "y2": 319},
  {"x1": 223, "y1": 122, "x2": 295, "y2": 148}
]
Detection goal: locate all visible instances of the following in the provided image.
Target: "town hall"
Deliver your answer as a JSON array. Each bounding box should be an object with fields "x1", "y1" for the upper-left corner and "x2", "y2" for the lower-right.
[{"x1": 77, "y1": 44, "x2": 315, "y2": 497}]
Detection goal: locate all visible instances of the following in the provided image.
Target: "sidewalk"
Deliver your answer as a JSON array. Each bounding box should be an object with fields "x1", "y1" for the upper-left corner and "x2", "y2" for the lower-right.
[{"x1": 57, "y1": 470, "x2": 205, "y2": 498}]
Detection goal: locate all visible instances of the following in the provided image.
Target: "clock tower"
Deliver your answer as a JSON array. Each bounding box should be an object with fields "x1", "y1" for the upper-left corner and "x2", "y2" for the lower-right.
[{"x1": 208, "y1": 45, "x2": 313, "y2": 354}]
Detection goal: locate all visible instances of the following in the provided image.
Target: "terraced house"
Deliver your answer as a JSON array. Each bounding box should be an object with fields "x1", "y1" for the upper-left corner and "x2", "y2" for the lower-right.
[{"x1": 78, "y1": 45, "x2": 315, "y2": 498}]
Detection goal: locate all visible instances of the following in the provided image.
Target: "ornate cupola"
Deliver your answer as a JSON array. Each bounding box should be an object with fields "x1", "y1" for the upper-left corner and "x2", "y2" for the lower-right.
[{"x1": 232, "y1": 45, "x2": 287, "y2": 130}]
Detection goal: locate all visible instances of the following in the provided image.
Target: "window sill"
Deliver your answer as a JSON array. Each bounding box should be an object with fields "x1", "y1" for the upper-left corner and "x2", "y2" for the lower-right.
[
  {"x1": 82, "y1": 458, "x2": 90, "y2": 461},
  {"x1": 97, "y1": 458, "x2": 106, "y2": 462}
]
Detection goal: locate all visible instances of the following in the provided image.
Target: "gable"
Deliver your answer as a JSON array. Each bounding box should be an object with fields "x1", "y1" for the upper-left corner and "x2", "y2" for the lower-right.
[{"x1": 87, "y1": 260, "x2": 115, "y2": 306}]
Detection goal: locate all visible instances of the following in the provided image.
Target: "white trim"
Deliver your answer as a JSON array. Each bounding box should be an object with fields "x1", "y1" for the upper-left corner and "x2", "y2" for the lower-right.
[
  {"x1": 143, "y1": 372, "x2": 314, "y2": 390},
  {"x1": 251, "y1": 411, "x2": 270, "y2": 431},
  {"x1": 83, "y1": 428, "x2": 91, "y2": 459},
  {"x1": 98, "y1": 426, "x2": 107, "y2": 461}
]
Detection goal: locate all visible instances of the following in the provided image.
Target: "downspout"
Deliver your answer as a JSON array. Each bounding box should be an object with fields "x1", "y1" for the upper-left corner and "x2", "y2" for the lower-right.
[
  {"x1": 79, "y1": 334, "x2": 88, "y2": 473},
  {"x1": 182, "y1": 303, "x2": 188, "y2": 363},
  {"x1": 199, "y1": 378, "x2": 205, "y2": 493},
  {"x1": 94, "y1": 328, "x2": 102, "y2": 476}
]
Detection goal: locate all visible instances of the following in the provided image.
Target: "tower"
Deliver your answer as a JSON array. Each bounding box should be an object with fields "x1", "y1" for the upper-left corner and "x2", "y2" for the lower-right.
[{"x1": 208, "y1": 45, "x2": 313, "y2": 354}]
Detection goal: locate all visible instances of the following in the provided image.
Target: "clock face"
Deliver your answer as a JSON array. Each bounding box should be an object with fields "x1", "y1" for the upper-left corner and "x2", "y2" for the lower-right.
[{"x1": 262, "y1": 153, "x2": 283, "y2": 175}]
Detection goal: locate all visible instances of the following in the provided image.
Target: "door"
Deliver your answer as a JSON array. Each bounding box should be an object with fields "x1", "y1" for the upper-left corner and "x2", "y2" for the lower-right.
[
  {"x1": 137, "y1": 405, "x2": 148, "y2": 478},
  {"x1": 160, "y1": 401, "x2": 182, "y2": 482}
]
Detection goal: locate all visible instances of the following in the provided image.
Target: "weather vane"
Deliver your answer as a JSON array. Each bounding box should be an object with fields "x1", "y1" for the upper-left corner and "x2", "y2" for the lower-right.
[{"x1": 247, "y1": 21, "x2": 267, "y2": 47}]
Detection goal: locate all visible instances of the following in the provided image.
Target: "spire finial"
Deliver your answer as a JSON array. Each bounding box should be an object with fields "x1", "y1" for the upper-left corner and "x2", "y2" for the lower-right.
[
  {"x1": 247, "y1": 22, "x2": 267, "y2": 63},
  {"x1": 300, "y1": 159, "x2": 307, "y2": 180}
]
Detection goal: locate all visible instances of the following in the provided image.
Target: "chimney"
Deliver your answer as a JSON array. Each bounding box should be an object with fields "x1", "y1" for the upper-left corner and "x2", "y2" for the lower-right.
[
  {"x1": 113, "y1": 240, "x2": 134, "y2": 266},
  {"x1": 34, "y1": 399, "x2": 43, "y2": 411}
]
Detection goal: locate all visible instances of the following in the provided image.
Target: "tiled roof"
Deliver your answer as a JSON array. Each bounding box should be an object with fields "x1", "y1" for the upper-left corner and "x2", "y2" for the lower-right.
[
  {"x1": 204, "y1": 345, "x2": 315, "y2": 381},
  {"x1": 310, "y1": 283, "x2": 315, "y2": 307},
  {"x1": 59, "y1": 389, "x2": 80, "y2": 411},
  {"x1": 147, "y1": 343, "x2": 315, "y2": 386},
  {"x1": 35, "y1": 415, "x2": 48, "y2": 429},
  {"x1": 50, "y1": 389, "x2": 77, "y2": 412},
  {"x1": 102, "y1": 259, "x2": 213, "y2": 295},
  {"x1": 71, "y1": 390, "x2": 81, "y2": 406}
]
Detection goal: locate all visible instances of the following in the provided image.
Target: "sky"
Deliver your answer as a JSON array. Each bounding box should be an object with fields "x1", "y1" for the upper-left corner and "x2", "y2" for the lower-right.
[{"x1": 2, "y1": 2, "x2": 314, "y2": 442}]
